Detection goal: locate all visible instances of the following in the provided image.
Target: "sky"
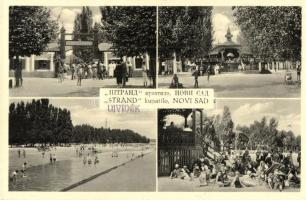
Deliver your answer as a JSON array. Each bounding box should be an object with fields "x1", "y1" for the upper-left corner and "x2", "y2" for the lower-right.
[
  {"x1": 10, "y1": 99, "x2": 157, "y2": 139},
  {"x1": 212, "y1": 6, "x2": 240, "y2": 45},
  {"x1": 50, "y1": 6, "x2": 101, "y2": 35},
  {"x1": 49, "y1": 6, "x2": 240, "y2": 45},
  {"x1": 165, "y1": 99, "x2": 301, "y2": 136}
]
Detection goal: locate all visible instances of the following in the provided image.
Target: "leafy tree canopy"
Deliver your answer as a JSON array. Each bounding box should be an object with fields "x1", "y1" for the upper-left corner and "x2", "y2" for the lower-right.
[
  {"x1": 9, "y1": 6, "x2": 59, "y2": 59},
  {"x1": 100, "y1": 6, "x2": 156, "y2": 58},
  {"x1": 233, "y1": 6, "x2": 301, "y2": 61}
]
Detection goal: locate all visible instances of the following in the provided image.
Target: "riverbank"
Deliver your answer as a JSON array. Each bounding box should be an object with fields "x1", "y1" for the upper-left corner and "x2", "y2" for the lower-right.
[{"x1": 9, "y1": 143, "x2": 155, "y2": 191}]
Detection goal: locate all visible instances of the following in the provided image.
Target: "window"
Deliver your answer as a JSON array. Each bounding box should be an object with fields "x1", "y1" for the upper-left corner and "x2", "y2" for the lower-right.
[
  {"x1": 35, "y1": 60, "x2": 50, "y2": 70},
  {"x1": 135, "y1": 57, "x2": 143, "y2": 69}
]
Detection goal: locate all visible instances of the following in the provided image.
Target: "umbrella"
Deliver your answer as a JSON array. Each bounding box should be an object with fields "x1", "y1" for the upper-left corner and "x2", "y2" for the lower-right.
[{"x1": 265, "y1": 163, "x2": 281, "y2": 175}]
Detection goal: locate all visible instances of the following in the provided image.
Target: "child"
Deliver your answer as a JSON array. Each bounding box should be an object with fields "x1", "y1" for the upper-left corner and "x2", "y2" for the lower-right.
[
  {"x1": 170, "y1": 74, "x2": 179, "y2": 88},
  {"x1": 199, "y1": 166, "x2": 209, "y2": 186},
  {"x1": 11, "y1": 170, "x2": 18, "y2": 183},
  {"x1": 192, "y1": 164, "x2": 201, "y2": 178},
  {"x1": 231, "y1": 171, "x2": 243, "y2": 188},
  {"x1": 170, "y1": 164, "x2": 181, "y2": 179}
]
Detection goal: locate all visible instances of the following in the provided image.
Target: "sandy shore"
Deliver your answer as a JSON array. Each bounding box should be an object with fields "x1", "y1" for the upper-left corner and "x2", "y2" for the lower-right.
[
  {"x1": 158, "y1": 177, "x2": 300, "y2": 192},
  {"x1": 70, "y1": 150, "x2": 156, "y2": 191}
]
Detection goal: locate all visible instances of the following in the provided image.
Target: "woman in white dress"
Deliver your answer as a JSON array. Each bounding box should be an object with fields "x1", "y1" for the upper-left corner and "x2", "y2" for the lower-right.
[
  {"x1": 108, "y1": 62, "x2": 115, "y2": 77},
  {"x1": 142, "y1": 60, "x2": 148, "y2": 87}
]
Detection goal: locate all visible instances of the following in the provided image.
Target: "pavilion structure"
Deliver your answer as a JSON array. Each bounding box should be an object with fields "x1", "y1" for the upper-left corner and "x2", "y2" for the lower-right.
[
  {"x1": 158, "y1": 109, "x2": 204, "y2": 176},
  {"x1": 208, "y1": 27, "x2": 252, "y2": 71}
]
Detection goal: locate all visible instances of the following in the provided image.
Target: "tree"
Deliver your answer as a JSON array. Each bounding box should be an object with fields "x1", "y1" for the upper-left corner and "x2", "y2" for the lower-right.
[
  {"x1": 100, "y1": 6, "x2": 157, "y2": 87},
  {"x1": 9, "y1": 99, "x2": 150, "y2": 146},
  {"x1": 236, "y1": 116, "x2": 299, "y2": 151},
  {"x1": 100, "y1": 7, "x2": 156, "y2": 58},
  {"x1": 233, "y1": 6, "x2": 301, "y2": 62},
  {"x1": 9, "y1": 6, "x2": 59, "y2": 86},
  {"x1": 159, "y1": 7, "x2": 213, "y2": 64},
  {"x1": 73, "y1": 7, "x2": 95, "y2": 63}
]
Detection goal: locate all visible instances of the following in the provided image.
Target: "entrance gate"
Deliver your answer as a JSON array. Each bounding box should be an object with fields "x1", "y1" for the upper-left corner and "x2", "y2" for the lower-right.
[{"x1": 59, "y1": 26, "x2": 100, "y2": 61}]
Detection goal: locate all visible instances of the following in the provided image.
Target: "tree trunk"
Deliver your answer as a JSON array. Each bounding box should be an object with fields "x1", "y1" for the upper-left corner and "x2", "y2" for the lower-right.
[{"x1": 14, "y1": 55, "x2": 22, "y2": 87}]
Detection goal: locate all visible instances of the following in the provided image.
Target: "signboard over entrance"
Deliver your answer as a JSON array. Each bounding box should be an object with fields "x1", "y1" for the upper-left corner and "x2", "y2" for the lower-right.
[{"x1": 65, "y1": 40, "x2": 93, "y2": 46}]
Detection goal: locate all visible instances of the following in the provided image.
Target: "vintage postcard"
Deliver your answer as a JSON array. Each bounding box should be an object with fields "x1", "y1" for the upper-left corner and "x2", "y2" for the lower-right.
[{"x1": 0, "y1": 1, "x2": 304, "y2": 200}]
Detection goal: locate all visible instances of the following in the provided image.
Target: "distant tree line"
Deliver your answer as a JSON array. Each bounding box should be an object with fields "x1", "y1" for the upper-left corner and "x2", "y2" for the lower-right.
[
  {"x1": 236, "y1": 117, "x2": 301, "y2": 151},
  {"x1": 210, "y1": 106, "x2": 301, "y2": 152},
  {"x1": 181, "y1": 106, "x2": 300, "y2": 152},
  {"x1": 9, "y1": 99, "x2": 150, "y2": 146}
]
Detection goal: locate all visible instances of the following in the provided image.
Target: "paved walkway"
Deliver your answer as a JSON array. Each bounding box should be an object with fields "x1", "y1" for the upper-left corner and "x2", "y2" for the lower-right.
[
  {"x1": 9, "y1": 77, "x2": 152, "y2": 97},
  {"x1": 158, "y1": 71, "x2": 300, "y2": 98},
  {"x1": 70, "y1": 151, "x2": 156, "y2": 191}
]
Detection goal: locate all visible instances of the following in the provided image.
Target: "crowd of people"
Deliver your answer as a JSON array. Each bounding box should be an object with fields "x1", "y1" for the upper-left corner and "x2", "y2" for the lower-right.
[
  {"x1": 169, "y1": 149, "x2": 301, "y2": 191},
  {"x1": 55, "y1": 56, "x2": 152, "y2": 88}
]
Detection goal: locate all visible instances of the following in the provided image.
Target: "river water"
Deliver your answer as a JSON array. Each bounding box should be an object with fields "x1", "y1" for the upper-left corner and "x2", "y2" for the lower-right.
[{"x1": 9, "y1": 146, "x2": 153, "y2": 191}]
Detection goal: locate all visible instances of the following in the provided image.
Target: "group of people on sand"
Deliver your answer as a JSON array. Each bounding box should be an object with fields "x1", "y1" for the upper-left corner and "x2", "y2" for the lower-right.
[{"x1": 169, "y1": 149, "x2": 301, "y2": 191}]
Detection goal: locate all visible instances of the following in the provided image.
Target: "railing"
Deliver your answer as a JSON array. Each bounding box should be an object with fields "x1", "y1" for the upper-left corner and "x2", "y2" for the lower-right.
[{"x1": 158, "y1": 131, "x2": 195, "y2": 146}]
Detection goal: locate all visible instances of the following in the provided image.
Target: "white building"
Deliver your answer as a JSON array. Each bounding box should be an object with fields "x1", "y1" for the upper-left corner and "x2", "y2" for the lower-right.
[{"x1": 9, "y1": 42, "x2": 152, "y2": 78}]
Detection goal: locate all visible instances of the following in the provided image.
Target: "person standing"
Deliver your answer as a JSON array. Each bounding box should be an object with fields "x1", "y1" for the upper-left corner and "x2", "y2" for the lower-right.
[
  {"x1": 170, "y1": 74, "x2": 180, "y2": 88},
  {"x1": 52, "y1": 154, "x2": 57, "y2": 163},
  {"x1": 22, "y1": 149, "x2": 26, "y2": 158},
  {"x1": 14, "y1": 58, "x2": 23, "y2": 87},
  {"x1": 71, "y1": 63, "x2": 76, "y2": 80},
  {"x1": 50, "y1": 153, "x2": 53, "y2": 163},
  {"x1": 206, "y1": 65, "x2": 211, "y2": 82},
  {"x1": 76, "y1": 64, "x2": 83, "y2": 86},
  {"x1": 58, "y1": 60, "x2": 64, "y2": 83},
  {"x1": 122, "y1": 61, "x2": 128, "y2": 87},
  {"x1": 97, "y1": 61, "x2": 102, "y2": 80},
  {"x1": 142, "y1": 60, "x2": 148, "y2": 87},
  {"x1": 297, "y1": 63, "x2": 301, "y2": 81},
  {"x1": 114, "y1": 62, "x2": 122, "y2": 87},
  {"x1": 193, "y1": 69, "x2": 199, "y2": 88},
  {"x1": 102, "y1": 63, "x2": 106, "y2": 79},
  {"x1": 22, "y1": 162, "x2": 27, "y2": 177},
  {"x1": 11, "y1": 170, "x2": 18, "y2": 183},
  {"x1": 297, "y1": 151, "x2": 301, "y2": 168},
  {"x1": 18, "y1": 149, "x2": 21, "y2": 158},
  {"x1": 87, "y1": 63, "x2": 92, "y2": 79},
  {"x1": 109, "y1": 61, "x2": 115, "y2": 77},
  {"x1": 127, "y1": 60, "x2": 133, "y2": 77}
]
